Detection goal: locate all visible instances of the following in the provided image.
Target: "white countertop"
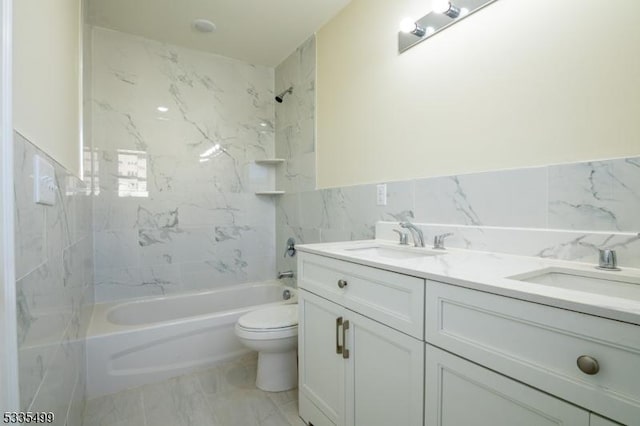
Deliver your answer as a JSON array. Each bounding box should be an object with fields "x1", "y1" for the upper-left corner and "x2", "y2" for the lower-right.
[{"x1": 297, "y1": 240, "x2": 640, "y2": 326}]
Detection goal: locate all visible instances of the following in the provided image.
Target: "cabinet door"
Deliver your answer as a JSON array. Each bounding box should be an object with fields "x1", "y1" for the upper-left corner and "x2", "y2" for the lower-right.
[
  {"x1": 299, "y1": 290, "x2": 345, "y2": 426},
  {"x1": 345, "y1": 311, "x2": 424, "y2": 426},
  {"x1": 425, "y1": 344, "x2": 589, "y2": 426}
]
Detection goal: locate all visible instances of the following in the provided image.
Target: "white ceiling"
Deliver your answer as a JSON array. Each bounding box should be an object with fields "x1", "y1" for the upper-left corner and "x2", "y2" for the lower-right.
[{"x1": 88, "y1": 0, "x2": 351, "y2": 67}]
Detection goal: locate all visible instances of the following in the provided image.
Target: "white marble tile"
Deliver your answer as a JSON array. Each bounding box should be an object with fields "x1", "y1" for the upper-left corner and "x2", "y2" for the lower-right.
[
  {"x1": 13, "y1": 132, "x2": 47, "y2": 279},
  {"x1": 275, "y1": 36, "x2": 316, "y2": 194},
  {"x1": 83, "y1": 387, "x2": 145, "y2": 426},
  {"x1": 141, "y1": 375, "x2": 215, "y2": 426},
  {"x1": 95, "y1": 229, "x2": 141, "y2": 270},
  {"x1": 548, "y1": 158, "x2": 640, "y2": 232},
  {"x1": 92, "y1": 27, "x2": 276, "y2": 304},
  {"x1": 414, "y1": 167, "x2": 548, "y2": 228},
  {"x1": 208, "y1": 389, "x2": 289, "y2": 426}
]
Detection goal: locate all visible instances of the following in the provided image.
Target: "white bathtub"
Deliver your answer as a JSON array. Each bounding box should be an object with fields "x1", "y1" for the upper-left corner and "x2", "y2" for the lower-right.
[{"x1": 86, "y1": 280, "x2": 297, "y2": 398}]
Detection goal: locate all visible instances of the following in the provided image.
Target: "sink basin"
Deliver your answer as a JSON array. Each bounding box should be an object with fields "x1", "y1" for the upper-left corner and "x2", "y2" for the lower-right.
[
  {"x1": 509, "y1": 267, "x2": 640, "y2": 301},
  {"x1": 343, "y1": 246, "x2": 442, "y2": 260}
]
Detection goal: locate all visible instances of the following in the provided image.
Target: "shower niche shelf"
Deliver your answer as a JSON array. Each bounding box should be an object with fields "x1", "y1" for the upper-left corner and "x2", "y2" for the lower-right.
[
  {"x1": 255, "y1": 191, "x2": 285, "y2": 196},
  {"x1": 254, "y1": 159, "x2": 286, "y2": 195},
  {"x1": 255, "y1": 159, "x2": 285, "y2": 165}
]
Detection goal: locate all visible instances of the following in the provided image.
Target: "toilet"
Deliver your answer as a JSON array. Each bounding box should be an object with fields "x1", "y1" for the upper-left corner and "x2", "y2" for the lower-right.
[{"x1": 235, "y1": 304, "x2": 298, "y2": 392}]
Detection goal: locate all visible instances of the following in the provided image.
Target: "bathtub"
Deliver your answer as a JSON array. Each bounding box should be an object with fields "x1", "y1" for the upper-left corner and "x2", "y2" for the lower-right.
[{"x1": 86, "y1": 280, "x2": 297, "y2": 398}]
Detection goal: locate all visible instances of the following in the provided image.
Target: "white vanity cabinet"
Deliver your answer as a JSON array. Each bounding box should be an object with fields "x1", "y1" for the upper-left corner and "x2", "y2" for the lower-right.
[
  {"x1": 298, "y1": 253, "x2": 425, "y2": 426},
  {"x1": 425, "y1": 344, "x2": 589, "y2": 426},
  {"x1": 298, "y1": 248, "x2": 640, "y2": 426},
  {"x1": 425, "y1": 280, "x2": 640, "y2": 426}
]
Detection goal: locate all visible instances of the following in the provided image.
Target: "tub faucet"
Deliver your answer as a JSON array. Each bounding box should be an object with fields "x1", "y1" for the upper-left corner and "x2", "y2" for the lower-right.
[
  {"x1": 278, "y1": 270, "x2": 294, "y2": 279},
  {"x1": 400, "y1": 221, "x2": 425, "y2": 247}
]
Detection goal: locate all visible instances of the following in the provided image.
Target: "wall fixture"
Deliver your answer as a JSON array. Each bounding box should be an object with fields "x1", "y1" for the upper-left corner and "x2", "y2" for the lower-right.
[{"x1": 399, "y1": 0, "x2": 498, "y2": 53}]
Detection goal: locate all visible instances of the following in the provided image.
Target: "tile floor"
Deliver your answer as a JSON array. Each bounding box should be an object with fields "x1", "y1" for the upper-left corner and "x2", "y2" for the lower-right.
[{"x1": 83, "y1": 354, "x2": 306, "y2": 426}]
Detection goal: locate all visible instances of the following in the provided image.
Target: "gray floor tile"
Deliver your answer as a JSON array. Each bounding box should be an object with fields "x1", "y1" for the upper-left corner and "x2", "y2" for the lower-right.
[{"x1": 83, "y1": 355, "x2": 299, "y2": 426}]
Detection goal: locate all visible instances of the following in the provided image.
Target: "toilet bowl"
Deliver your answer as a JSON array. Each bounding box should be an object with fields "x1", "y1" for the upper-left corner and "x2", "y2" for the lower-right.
[{"x1": 235, "y1": 304, "x2": 298, "y2": 392}]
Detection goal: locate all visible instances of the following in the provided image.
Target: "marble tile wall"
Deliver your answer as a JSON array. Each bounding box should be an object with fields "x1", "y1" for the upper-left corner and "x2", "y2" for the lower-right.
[
  {"x1": 14, "y1": 131, "x2": 94, "y2": 424},
  {"x1": 91, "y1": 27, "x2": 277, "y2": 303},
  {"x1": 274, "y1": 36, "x2": 640, "y2": 272}
]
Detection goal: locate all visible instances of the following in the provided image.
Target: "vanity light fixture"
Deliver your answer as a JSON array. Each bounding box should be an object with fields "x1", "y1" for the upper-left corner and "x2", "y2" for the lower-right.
[
  {"x1": 400, "y1": 18, "x2": 426, "y2": 37},
  {"x1": 432, "y1": 0, "x2": 461, "y2": 19},
  {"x1": 398, "y1": 0, "x2": 499, "y2": 53}
]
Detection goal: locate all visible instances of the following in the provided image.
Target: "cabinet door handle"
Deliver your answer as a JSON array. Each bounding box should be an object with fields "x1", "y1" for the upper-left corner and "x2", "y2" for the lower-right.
[
  {"x1": 342, "y1": 320, "x2": 350, "y2": 359},
  {"x1": 336, "y1": 317, "x2": 343, "y2": 354},
  {"x1": 577, "y1": 355, "x2": 599, "y2": 375},
  {"x1": 338, "y1": 279, "x2": 348, "y2": 289}
]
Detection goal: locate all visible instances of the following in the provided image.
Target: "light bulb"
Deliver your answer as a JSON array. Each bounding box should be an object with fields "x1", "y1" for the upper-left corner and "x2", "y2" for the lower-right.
[
  {"x1": 400, "y1": 18, "x2": 417, "y2": 34},
  {"x1": 432, "y1": 0, "x2": 451, "y2": 14}
]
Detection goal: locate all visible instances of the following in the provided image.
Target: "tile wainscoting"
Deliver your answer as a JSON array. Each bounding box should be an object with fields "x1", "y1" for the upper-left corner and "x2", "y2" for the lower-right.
[{"x1": 14, "y1": 131, "x2": 94, "y2": 424}]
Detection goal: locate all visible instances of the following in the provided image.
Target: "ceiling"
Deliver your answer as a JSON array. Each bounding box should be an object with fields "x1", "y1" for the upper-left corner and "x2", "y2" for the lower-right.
[{"x1": 88, "y1": 0, "x2": 351, "y2": 67}]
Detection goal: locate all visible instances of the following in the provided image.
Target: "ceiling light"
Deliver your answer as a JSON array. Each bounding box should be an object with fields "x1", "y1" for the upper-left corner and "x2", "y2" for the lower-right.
[
  {"x1": 157, "y1": 106, "x2": 169, "y2": 113},
  {"x1": 192, "y1": 19, "x2": 217, "y2": 34}
]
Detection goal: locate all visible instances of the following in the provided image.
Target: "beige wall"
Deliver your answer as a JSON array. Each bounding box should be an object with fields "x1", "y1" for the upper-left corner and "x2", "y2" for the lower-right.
[
  {"x1": 14, "y1": 0, "x2": 82, "y2": 176},
  {"x1": 316, "y1": 0, "x2": 640, "y2": 188}
]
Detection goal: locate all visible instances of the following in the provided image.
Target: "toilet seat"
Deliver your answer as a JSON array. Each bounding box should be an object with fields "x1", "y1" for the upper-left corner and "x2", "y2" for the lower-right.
[
  {"x1": 238, "y1": 304, "x2": 298, "y2": 330},
  {"x1": 235, "y1": 304, "x2": 298, "y2": 340}
]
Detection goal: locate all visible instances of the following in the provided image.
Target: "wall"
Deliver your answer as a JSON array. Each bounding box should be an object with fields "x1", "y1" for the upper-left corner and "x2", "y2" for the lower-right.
[
  {"x1": 14, "y1": 132, "x2": 94, "y2": 424},
  {"x1": 275, "y1": 37, "x2": 640, "y2": 282},
  {"x1": 275, "y1": 36, "x2": 316, "y2": 277},
  {"x1": 13, "y1": 0, "x2": 82, "y2": 176},
  {"x1": 92, "y1": 28, "x2": 276, "y2": 303},
  {"x1": 316, "y1": 0, "x2": 640, "y2": 188}
]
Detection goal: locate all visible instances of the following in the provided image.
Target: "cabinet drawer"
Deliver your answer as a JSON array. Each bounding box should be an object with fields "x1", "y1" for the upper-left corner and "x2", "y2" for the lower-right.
[
  {"x1": 299, "y1": 253, "x2": 424, "y2": 339},
  {"x1": 426, "y1": 281, "x2": 640, "y2": 426}
]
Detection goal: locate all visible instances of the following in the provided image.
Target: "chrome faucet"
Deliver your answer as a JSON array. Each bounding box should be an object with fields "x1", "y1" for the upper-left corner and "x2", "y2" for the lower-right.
[
  {"x1": 392, "y1": 229, "x2": 409, "y2": 245},
  {"x1": 278, "y1": 270, "x2": 294, "y2": 279},
  {"x1": 399, "y1": 221, "x2": 425, "y2": 247},
  {"x1": 597, "y1": 249, "x2": 620, "y2": 271},
  {"x1": 433, "y1": 233, "x2": 454, "y2": 250}
]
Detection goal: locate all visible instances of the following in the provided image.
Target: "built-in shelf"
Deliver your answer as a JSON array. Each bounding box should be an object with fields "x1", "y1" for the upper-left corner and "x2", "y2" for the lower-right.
[
  {"x1": 255, "y1": 159, "x2": 286, "y2": 165},
  {"x1": 255, "y1": 191, "x2": 285, "y2": 196}
]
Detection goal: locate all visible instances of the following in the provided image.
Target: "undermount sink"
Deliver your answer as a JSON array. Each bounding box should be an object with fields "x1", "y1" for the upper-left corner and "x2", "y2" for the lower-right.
[
  {"x1": 343, "y1": 245, "x2": 442, "y2": 260},
  {"x1": 509, "y1": 267, "x2": 640, "y2": 301}
]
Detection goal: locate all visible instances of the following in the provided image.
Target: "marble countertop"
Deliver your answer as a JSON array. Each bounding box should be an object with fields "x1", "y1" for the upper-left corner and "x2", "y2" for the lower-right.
[{"x1": 297, "y1": 240, "x2": 640, "y2": 326}]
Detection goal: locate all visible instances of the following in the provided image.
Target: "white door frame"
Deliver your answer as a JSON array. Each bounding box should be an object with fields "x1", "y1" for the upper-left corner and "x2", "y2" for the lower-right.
[{"x1": 0, "y1": 0, "x2": 19, "y2": 412}]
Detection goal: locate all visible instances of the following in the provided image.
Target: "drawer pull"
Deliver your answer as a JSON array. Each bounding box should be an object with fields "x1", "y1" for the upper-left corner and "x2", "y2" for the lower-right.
[
  {"x1": 577, "y1": 355, "x2": 600, "y2": 375},
  {"x1": 338, "y1": 279, "x2": 348, "y2": 289},
  {"x1": 336, "y1": 317, "x2": 343, "y2": 354}
]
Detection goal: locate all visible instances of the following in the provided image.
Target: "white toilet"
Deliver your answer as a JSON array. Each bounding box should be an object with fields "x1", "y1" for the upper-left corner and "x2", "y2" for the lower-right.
[{"x1": 235, "y1": 304, "x2": 298, "y2": 392}]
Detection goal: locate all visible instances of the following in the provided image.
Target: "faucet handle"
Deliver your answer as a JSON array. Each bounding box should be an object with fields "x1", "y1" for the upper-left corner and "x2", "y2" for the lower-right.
[
  {"x1": 597, "y1": 249, "x2": 620, "y2": 271},
  {"x1": 433, "y1": 232, "x2": 454, "y2": 250},
  {"x1": 392, "y1": 229, "x2": 409, "y2": 245}
]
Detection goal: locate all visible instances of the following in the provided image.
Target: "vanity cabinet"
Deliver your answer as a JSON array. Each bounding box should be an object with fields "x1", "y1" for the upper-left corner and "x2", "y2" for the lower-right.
[
  {"x1": 426, "y1": 280, "x2": 640, "y2": 425},
  {"x1": 425, "y1": 344, "x2": 589, "y2": 426},
  {"x1": 298, "y1": 253, "x2": 424, "y2": 426},
  {"x1": 298, "y1": 249, "x2": 640, "y2": 426}
]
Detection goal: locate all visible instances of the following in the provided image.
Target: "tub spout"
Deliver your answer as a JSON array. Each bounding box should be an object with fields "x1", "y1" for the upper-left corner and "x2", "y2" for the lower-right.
[{"x1": 278, "y1": 270, "x2": 294, "y2": 279}]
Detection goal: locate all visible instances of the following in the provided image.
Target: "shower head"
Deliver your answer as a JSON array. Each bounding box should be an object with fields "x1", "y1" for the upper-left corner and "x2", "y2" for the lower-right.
[{"x1": 275, "y1": 87, "x2": 293, "y2": 103}]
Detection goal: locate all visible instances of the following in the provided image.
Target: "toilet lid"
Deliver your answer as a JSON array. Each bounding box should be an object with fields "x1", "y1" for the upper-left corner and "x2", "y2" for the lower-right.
[{"x1": 238, "y1": 304, "x2": 298, "y2": 330}]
